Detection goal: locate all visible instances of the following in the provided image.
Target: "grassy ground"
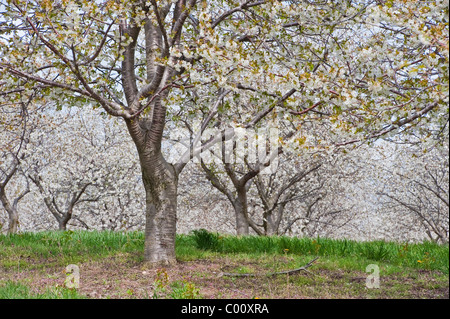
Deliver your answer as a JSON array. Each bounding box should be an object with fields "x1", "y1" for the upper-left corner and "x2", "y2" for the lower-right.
[{"x1": 0, "y1": 229, "x2": 448, "y2": 299}]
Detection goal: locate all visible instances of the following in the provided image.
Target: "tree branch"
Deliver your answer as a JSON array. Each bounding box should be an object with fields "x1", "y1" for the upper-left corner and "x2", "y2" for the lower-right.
[
  {"x1": 336, "y1": 102, "x2": 440, "y2": 146},
  {"x1": 211, "y1": 1, "x2": 266, "y2": 30},
  {"x1": 219, "y1": 257, "x2": 319, "y2": 277}
]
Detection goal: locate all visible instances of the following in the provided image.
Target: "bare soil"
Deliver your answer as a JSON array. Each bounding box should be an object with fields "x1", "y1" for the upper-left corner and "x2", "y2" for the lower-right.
[{"x1": 1, "y1": 253, "x2": 448, "y2": 299}]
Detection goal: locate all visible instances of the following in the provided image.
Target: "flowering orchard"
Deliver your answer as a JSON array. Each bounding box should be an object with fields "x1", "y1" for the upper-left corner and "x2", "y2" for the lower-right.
[{"x1": 0, "y1": 0, "x2": 448, "y2": 264}]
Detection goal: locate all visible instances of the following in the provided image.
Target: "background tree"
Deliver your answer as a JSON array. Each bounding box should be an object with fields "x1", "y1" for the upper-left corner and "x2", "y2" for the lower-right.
[
  {"x1": 0, "y1": 87, "x2": 54, "y2": 233},
  {"x1": 24, "y1": 107, "x2": 141, "y2": 230},
  {"x1": 250, "y1": 153, "x2": 360, "y2": 237},
  {"x1": 374, "y1": 137, "x2": 448, "y2": 243},
  {"x1": 1, "y1": 104, "x2": 144, "y2": 233},
  {"x1": 0, "y1": 97, "x2": 31, "y2": 233}
]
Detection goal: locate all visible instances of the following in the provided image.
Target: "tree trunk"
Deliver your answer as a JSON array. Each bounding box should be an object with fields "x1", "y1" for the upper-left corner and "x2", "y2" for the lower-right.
[
  {"x1": 58, "y1": 216, "x2": 68, "y2": 231},
  {"x1": 234, "y1": 206, "x2": 250, "y2": 236},
  {"x1": 264, "y1": 213, "x2": 277, "y2": 236},
  {"x1": 8, "y1": 210, "x2": 19, "y2": 234},
  {"x1": 264, "y1": 203, "x2": 286, "y2": 236},
  {"x1": 141, "y1": 152, "x2": 178, "y2": 265},
  {"x1": 126, "y1": 112, "x2": 179, "y2": 265},
  {"x1": 233, "y1": 188, "x2": 250, "y2": 235},
  {"x1": 0, "y1": 189, "x2": 19, "y2": 234}
]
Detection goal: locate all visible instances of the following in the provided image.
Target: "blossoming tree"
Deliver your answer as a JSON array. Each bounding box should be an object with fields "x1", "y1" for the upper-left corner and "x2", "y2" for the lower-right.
[
  {"x1": 370, "y1": 137, "x2": 448, "y2": 243},
  {"x1": 25, "y1": 107, "x2": 143, "y2": 231},
  {"x1": 0, "y1": 92, "x2": 34, "y2": 233}
]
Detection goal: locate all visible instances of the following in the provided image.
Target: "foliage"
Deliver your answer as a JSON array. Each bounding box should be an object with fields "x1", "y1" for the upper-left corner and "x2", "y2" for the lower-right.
[
  {"x1": 191, "y1": 228, "x2": 221, "y2": 251},
  {"x1": 151, "y1": 267, "x2": 202, "y2": 299},
  {"x1": 168, "y1": 280, "x2": 202, "y2": 299}
]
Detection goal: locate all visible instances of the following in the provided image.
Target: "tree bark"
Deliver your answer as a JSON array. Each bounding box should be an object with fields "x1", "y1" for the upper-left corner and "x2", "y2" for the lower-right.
[
  {"x1": 120, "y1": 17, "x2": 181, "y2": 263},
  {"x1": 264, "y1": 209, "x2": 280, "y2": 236},
  {"x1": 0, "y1": 189, "x2": 19, "y2": 234},
  {"x1": 0, "y1": 167, "x2": 29, "y2": 234},
  {"x1": 141, "y1": 152, "x2": 178, "y2": 265},
  {"x1": 125, "y1": 95, "x2": 179, "y2": 265},
  {"x1": 233, "y1": 189, "x2": 250, "y2": 235},
  {"x1": 57, "y1": 205, "x2": 73, "y2": 231}
]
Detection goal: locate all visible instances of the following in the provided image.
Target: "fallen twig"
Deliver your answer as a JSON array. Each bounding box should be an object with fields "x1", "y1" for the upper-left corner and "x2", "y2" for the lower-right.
[{"x1": 218, "y1": 257, "x2": 319, "y2": 278}]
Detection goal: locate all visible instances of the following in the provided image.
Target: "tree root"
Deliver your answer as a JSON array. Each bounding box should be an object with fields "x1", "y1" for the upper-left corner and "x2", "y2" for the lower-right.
[{"x1": 218, "y1": 257, "x2": 319, "y2": 278}]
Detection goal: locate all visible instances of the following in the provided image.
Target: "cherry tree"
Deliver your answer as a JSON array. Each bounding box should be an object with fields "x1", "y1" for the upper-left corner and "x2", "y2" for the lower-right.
[
  {"x1": 197, "y1": 135, "x2": 362, "y2": 237},
  {"x1": 24, "y1": 107, "x2": 142, "y2": 231},
  {"x1": 1, "y1": 0, "x2": 447, "y2": 264},
  {"x1": 0, "y1": 96, "x2": 32, "y2": 233},
  {"x1": 0, "y1": 86, "x2": 57, "y2": 233},
  {"x1": 251, "y1": 154, "x2": 361, "y2": 237},
  {"x1": 370, "y1": 137, "x2": 448, "y2": 243},
  {"x1": 1, "y1": 102, "x2": 144, "y2": 233},
  {"x1": 177, "y1": 161, "x2": 235, "y2": 234}
]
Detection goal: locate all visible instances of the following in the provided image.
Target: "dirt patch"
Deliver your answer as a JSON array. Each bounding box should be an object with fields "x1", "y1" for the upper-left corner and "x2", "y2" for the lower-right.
[
  {"x1": 1, "y1": 255, "x2": 448, "y2": 299},
  {"x1": 382, "y1": 270, "x2": 449, "y2": 299}
]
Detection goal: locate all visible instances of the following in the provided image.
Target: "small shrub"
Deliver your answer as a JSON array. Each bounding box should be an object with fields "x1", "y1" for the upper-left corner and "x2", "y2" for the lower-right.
[
  {"x1": 191, "y1": 229, "x2": 220, "y2": 251},
  {"x1": 169, "y1": 280, "x2": 201, "y2": 299},
  {"x1": 152, "y1": 268, "x2": 170, "y2": 299},
  {"x1": 363, "y1": 241, "x2": 390, "y2": 261}
]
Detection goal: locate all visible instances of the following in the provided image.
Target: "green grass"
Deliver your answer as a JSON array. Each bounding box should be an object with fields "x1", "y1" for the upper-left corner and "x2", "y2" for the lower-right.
[
  {"x1": 0, "y1": 230, "x2": 144, "y2": 268},
  {"x1": 0, "y1": 281, "x2": 86, "y2": 299},
  {"x1": 0, "y1": 229, "x2": 448, "y2": 274},
  {"x1": 0, "y1": 229, "x2": 448, "y2": 299},
  {"x1": 189, "y1": 229, "x2": 449, "y2": 274}
]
